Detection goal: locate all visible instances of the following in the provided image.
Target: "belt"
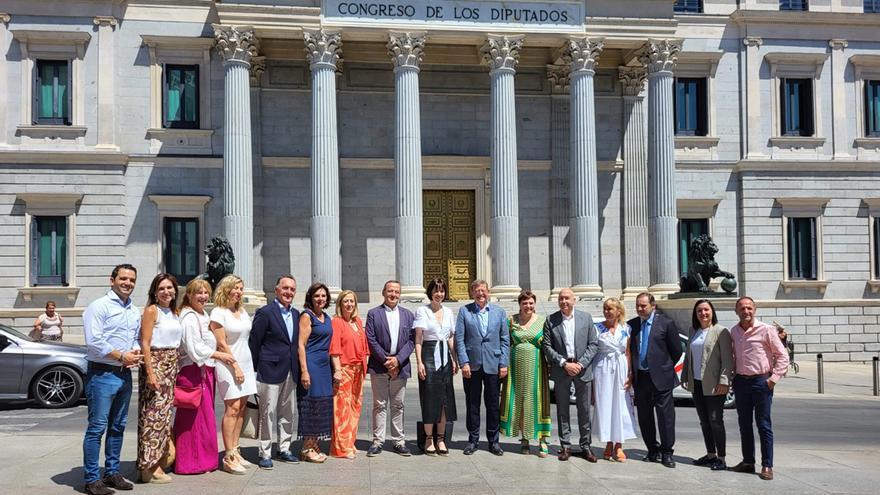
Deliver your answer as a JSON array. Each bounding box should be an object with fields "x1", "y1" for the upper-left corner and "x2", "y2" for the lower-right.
[
  {"x1": 88, "y1": 361, "x2": 128, "y2": 373},
  {"x1": 736, "y1": 372, "x2": 769, "y2": 379}
]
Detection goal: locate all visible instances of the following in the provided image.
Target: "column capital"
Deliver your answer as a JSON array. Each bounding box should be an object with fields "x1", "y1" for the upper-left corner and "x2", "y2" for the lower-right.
[
  {"x1": 546, "y1": 64, "x2": 570, "y2": 94},
  {"x1": 481, "y1": 34, "x2": 524, "y2": 74},
  {"x1": 618, "y1": 66, "x2": 647, "y2": 97},
  {"x1": 743, "y1": 36, "x2": 763, "y2": 48},
  {"x1": 829, "y1": 39, "x2": 848, "y2": 50},
  {"x1": 0, "y1": 13, "x2": 10, "y2": 25},
  {"x1": 638, "y1": 38, "x2": 682, "y2": 75},
  {"x1": 249, "y1": 56, "x2": 266, "y2": 86},
  {"x1": 565, "y1": 37, "x2": 604, "y2": 76},
  {"x1": 93, "y1": 16, "x2": 117, "y2": 29},
  {"x1": 213, "y1": 25, "x2": 260, "y2": 66},
  {"x1": 304, "y1": 29, "x2": 342, "y2": 71},
  {"x1": 388, "y1": 32, "x2": 426, "y2": 72}
]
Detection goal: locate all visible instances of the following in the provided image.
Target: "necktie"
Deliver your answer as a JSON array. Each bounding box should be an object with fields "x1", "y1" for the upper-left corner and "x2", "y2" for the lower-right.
[{"x1": 639, "y1": 319, "x2": 650, "y2": 370}]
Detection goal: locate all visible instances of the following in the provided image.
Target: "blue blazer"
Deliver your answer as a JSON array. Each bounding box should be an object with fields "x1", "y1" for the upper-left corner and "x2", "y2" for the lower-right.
[
  {"x1": 248, "y1": 301, "x2": 300, "y2": 385},
  {"x1": 454, "y1": 302, "x2": 510, "y2": 374},
  {"x1": 365, "y1": 305, "x2": 416, "y2": 378}
]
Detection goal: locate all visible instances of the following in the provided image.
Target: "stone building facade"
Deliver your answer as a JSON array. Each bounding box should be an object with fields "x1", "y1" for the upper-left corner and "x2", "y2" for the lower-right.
[{"x1": 0, "y1": 0, "x2": 879, "y2": 361}]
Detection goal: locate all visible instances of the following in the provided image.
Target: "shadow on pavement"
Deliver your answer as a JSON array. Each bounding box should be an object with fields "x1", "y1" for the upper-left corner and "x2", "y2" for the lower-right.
[{"x1": 51, "y1": 461, "x2": 137, "y2": 491}]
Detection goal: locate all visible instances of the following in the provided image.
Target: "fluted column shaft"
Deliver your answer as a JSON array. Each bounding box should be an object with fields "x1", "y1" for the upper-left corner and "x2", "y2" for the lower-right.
[
  {"x1": 214, "y1": 25, "x2": 258, "y2": 292},
  {"x1": 482, "y1": 35, "x2": 524, "y2": 300},
  {"x1": 389, "y1": 33, "x2": 426, "y2": 302},
  {"x1": 547, "y1": 65, "x2": 571, "y2": 298},
  {"x1": 305, "y1": 30, "x2": 343, "y2": 294},
  {"x1": 620, "y1": 67, "x2": 650, "y2": 297},
  {"x1": 567, "y1": 38, "x2": 604, "y2": 299},
  {"x1": 641, "y1": 39, "x2": 681, "y2": 294}
]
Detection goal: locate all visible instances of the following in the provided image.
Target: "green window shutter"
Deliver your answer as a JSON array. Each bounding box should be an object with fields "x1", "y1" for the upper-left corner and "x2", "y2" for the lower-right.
[
  {"x1": 183, "y1": 69, "x2": 198, "y2": 123},
  {"x1": 164, "y1": 65, "x2": 199, "y2": 129},
  {"x1": 35, "y1": 216, "x2": 66, "y2": 285},
  {"x1": 166, "y1": 68, "x2": 182, "y2": 124}
]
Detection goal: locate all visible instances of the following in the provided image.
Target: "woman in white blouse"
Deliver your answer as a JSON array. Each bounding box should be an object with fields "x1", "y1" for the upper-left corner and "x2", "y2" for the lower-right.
[
  {"x1": 414, "y1": 278, "x2": 458, "y2": 456},
  {"x1": 174, "y1": 279, "x2": 235, "y2": 475},
  {"x1": 210, "y1": 275, "x2": 257, "y2": 474}
]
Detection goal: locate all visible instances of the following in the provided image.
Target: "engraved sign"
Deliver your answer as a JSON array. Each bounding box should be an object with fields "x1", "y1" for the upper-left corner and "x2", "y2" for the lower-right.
[{"x1": 324, "y1": 0, "x2": 583, "y2": 28}]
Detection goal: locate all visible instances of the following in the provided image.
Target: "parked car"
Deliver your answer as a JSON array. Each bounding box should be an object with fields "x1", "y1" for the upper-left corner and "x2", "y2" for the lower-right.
[
  {"x1": 673, "y1": 332, "x2": 736, "y2": 409},
  {"x1": 0, "y1": 324, "x2": 88, "y2": 408}
]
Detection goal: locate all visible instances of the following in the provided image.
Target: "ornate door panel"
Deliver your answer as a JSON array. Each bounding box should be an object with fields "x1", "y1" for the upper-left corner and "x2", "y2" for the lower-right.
[{"x1": 423, "y1": 190, "x2": 476, "y2": 301}]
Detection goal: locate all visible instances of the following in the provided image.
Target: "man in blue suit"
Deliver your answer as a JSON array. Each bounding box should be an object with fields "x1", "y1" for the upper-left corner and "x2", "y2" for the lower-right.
[
  {"x1": 248, "y1": 275, "x2": 300, "y2": 469},
  {"x1": 455, "y1": 279, "x2": 510, "y2": 456}
]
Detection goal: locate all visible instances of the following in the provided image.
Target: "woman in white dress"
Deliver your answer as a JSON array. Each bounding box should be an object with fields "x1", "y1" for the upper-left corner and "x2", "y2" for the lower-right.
[
  {"x1": 33, "y1": 301, "x2": 63, "y2": 342},
  {"x1": 593, "y1": 297, "x2": 637, "y2": 462},
  {"x1": 209, "y1": 275, "x2": 257, "y2": 475},
  {"x1": 414, "y1": 278, "x2": 458, "y2": 456}
]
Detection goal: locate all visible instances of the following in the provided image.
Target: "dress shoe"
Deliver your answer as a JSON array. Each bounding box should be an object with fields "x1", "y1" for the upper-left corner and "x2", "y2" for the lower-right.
[
  {"x1": 276, "y1": 451, "x2": 300, "y2": 464},
  {"x1": 581, "y1": 448, "x2": 598, "y2": 463},
  {"x1": 558, "y1": 447, "x2": 572, "y2": 461},
  {"x1": 642, "y1": 452, "x2": 660, "y2": 463},
  {"x1": 661, "y1": 453, "x2": 676, "y2": 468},
  {"x1": 760, "y1": 467, "x2": 774, "y2": 480},
  {"x1": 102, "y1": 473, "x2": 133, "y2": 491},
  {"x1": 366, "y1": 443, "x2": 382, "y2": 457},
  {"x1": 462, "y1": 443, "x2": 478, "y2": 456},
  {"x1": 258, "y1": 458, "x2": 274, "y2": 470},
  {"x1": 710, "y1": 459, "x2": 728, "y2": 471},
  {"x1": 613, "y1": 444, "x2": 627, "y2": 463},
  {"x1": 84, "y1": 480, "x2": 115, "y2": 495},
  {"x1": 603, "y1": 442, "x2": 613, "y2": 460},
  {"x1": 393, "y1": 443, "x2": 412, "y2": 457},
  {"x1": 489, "y1": 444, "x2": 504, "y2": 456},
  {"x1": 693, "y1": 454, "x2": 717, "y2": 466},
  {"x1": 730, "y1": 461, "x2": 756, "y2": 474}
]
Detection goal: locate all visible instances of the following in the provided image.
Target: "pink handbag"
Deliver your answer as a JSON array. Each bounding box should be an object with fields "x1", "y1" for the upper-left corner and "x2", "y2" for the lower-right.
[{"x1": 173, "y1": 383, "x2": 202, "y2": 409}]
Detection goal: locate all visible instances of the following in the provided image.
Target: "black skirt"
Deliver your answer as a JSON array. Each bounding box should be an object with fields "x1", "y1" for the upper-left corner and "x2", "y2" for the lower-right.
[{"x1": 418, "y1": 340, "x2": 457, "y2": 423}]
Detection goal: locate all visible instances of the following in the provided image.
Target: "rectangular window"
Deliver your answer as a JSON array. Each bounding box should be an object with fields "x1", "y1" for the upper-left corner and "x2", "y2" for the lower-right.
[
  {"x1": 674, "y1": 78, "x2": 708, "y2": 136},
  {"x1": 866, "y1": 0, "x2": 880, "y2": 13},
  {"x1": 673, "y1": 0, "x2": 703, "y2": 13},
  {"x1": 679, "y1": 218, "x2": 709, "y2": 275},
  {"x1": 875, "y1": 217, "x2": 880, "y2": 279},
  {"x1": 867, "y1": 80, "x2": 880, "y2": 137},
  {"x1": 163, "y1": 65, "x2": 199, "y2": 129},
  {"x1": 780, "y1": 78, "x2": 814, "y2": 137},
  {"x1": 34, "y1": 60, "x2": 70, "y2": 125},
  {"x1": 788, "y1": 217, "x2": 817, "y2": 280},
  {"x1": 164, "y1": 217, "x2": 199, "y2": 284},
  {"x1": 30, "y1": 216, "x2": 67, "y2": 286},
  {"x1": 780, "y1": 0, "x2": 808, "y2": 10}
]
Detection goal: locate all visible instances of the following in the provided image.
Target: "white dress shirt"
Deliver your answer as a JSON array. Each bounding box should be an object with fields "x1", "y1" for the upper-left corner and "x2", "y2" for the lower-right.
[
  {"x1": 384, "y1": 304, "x2": 400, "y2": 354},
  {"x1": 690, "y1": 327, "x2": 709, "y2": 379},
  {"x1": 561, "y1": 311, "x2": 576, "y2": 365}
]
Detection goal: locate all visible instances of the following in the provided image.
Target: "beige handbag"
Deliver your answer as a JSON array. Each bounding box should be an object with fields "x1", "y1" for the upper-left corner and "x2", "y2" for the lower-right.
[{"x1": 240, "y1": 396, "x2": 261, "y2": 439}]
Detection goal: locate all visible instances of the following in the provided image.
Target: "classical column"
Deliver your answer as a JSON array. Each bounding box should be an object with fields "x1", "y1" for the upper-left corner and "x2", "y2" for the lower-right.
[
  {"x1": 304, "y1": 29, "x2": 343, "y2": 295},
  {"x1": 619, "y1": 66, "x2": 650, "y2": 298},
  {"x1": 214, "y1": 25, "x2": 259, "y2": 297},
  {"x1": 829, "y1": 39, "x2": 849, "y2": 159},
  {"x1": 0, "y1": 13, "x2": 10, "y2": 147},
  {"x1": 250, "y1": 56, "x2": 266, "y2": 298},
  {"x1": 482, "y1": 34, "x2": 524, "y2": 300},
  {"x1": 640, "y1": 39, "x2": 682, "y2": 295},
  {"x1": 743, "y1": 37, "x2": 764, "y2": 159},
  {"x1": 547, "y1": 64, "x2": 571, "y2": 299},
  {"x1": 388, "y1": 32, "x2": 427, "y2": 302},
  {"x1": 566, "y1": 38, "x2": 604, "y2": 300},
  {"x1": 93, "y1": 16, "x2": 117, "y2": 150}
]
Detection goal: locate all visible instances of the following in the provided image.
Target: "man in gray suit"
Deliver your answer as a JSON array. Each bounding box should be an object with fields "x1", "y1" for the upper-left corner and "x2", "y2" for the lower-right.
[{"x1": 542, "y1": 288, "x2": 599, "y2": 462}]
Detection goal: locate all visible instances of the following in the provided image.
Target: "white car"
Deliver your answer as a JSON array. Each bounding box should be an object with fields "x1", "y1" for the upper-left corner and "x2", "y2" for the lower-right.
[{"x1": 673, "y1": 333, "x2": 736, "y2": 409}]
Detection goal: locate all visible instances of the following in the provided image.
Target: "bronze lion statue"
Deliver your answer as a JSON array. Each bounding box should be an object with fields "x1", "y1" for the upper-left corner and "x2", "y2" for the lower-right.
[
  {"x1": 198, "y1": 236, "x2": 235, "y2": 289},
  {"x1": 679, "y1": 234, "x2": 736, "y2": 293}
]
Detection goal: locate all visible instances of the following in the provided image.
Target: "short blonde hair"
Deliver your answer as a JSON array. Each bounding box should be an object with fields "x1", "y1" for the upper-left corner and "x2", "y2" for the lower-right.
[
  {"x1": 181, "y1": 278, "x2": 212, "y2": 310},
  {"x1": 334, "y1": 290, "x2": 359, "y2": 321},
  {"x1": 213, "y1": 275, "x2": 244, "y2": 311},
  {"x1": 603, "y1": 297, "x2": 626, "y2": 323}
]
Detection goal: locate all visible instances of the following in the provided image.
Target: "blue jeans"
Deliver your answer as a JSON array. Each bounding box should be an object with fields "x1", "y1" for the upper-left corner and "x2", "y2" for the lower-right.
[
  {"x1": 82, "y1": 368, "x2": 132, "y2": 483},
  {"x1": 734, "y1": 374, "x2": 774, "y2": 467}
]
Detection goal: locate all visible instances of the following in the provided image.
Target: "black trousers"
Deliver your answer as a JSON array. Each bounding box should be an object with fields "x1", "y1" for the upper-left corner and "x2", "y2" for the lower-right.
[
  {"x1": 462, "y1": 368, "x2": 500, "y2": 445},
  {"x1": 635, "y1": 370, "x2": 675, "y2": 455},
  {"x1": 693, "y1": 379, "x2": 726, "y2": 457}
]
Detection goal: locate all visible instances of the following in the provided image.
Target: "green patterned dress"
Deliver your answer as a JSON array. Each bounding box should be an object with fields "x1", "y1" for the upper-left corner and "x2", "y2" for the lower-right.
[{"x1": 500, "y1": 314, "x2": 552, "y2": 440}]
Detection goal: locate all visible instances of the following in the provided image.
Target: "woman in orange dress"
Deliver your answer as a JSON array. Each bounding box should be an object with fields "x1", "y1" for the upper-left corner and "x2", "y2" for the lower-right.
[{"x1": 329, "y1": 290, "x2": 369, "y2": 458}]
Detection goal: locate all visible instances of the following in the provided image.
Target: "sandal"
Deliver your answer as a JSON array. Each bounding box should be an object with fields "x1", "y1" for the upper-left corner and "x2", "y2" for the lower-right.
[
  {"x1": 614, "y1": 443, "x2": 627, "y2": 463},
  {"x1": 520, "y1": 439, "x2": 530, "y2": 455},
  {"x1": 603, "y1": 442, "x2": 613, "y2": 461},
  {"x1": 538, "y1": 440, "x2": 549, "y2": 459},
  {"x1": 301, "y1": 448, "x2": 327, "y2": 463},
  {"x1": 435, "y1": 434, "x2": 448, "y2": 456},
  {"x1": 424, "y1": 436, "x2": 437, "y2": 456}
]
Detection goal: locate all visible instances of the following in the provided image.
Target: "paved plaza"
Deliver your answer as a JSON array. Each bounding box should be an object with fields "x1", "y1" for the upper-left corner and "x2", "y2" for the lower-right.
[{"x1": 0, "y1": 362, "x2": 878, "y2": 494}]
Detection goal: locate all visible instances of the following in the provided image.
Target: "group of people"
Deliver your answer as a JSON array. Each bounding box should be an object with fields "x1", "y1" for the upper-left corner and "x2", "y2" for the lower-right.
[{"x1": 78, "y1": 264, "x2": 789, "y2": 495}]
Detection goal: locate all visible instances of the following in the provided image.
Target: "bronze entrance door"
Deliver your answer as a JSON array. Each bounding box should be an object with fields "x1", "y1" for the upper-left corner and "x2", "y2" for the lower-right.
[{"x1": 423, "y1": 190, "x2": 476, "y2": 301}]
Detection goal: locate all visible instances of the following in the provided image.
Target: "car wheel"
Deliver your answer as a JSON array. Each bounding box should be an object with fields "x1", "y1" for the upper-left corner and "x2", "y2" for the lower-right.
[
  {"x1": 31, "y1": 366, "x2": 83, "y2": 408},
  {"x1": 723, "y1": 389, "x2": 736, "y2": 409}
]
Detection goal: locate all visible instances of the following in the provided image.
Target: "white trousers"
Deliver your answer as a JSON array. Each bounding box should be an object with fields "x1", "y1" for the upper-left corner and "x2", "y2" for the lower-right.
[
  {"x1": 256, "y1": 373, "x2": 297, "y2": 459},
  {"x1": 370, "y1": 373, "x2": 407, "y2": 445}
]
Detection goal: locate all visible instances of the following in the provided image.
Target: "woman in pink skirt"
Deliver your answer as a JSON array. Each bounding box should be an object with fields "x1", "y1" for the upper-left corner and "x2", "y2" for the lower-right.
[{"x1": 174, "y1": 279, "x2": 236, "y2": 474}]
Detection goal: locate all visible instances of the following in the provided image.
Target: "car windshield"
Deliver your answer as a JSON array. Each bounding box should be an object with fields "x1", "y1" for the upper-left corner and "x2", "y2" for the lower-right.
[{"x1": 0, "y1": 324, "x2": 35, "y2": 342}]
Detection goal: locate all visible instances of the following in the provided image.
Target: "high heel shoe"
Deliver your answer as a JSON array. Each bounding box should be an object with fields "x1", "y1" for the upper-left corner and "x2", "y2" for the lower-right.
[
  {"x1": 423, "y1": 436, "x2": 437, "y2": 456},
  {"x1": 520, "y1": 439, "x2": 530, "y2": 455},
  {"x1": 435, "y1": 434, "x2": 448, "y2": 456}
]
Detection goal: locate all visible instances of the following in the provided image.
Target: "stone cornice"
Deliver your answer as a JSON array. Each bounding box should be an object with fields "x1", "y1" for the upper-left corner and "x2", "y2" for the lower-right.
[
  {"x1": 565, "y1": 37, "x2": 604, "y2": 75},
  {"x1": 11, "y1": 29, "x2": 91, "y2": 46},
  {"x1": 481, "y1": 35, "x2": 524, "y2": 74},
  {"x1": 213, "y1": 25, "x2": 260, "y2": 66},
  {"x1": 638, "y1": 38, "x2": 682, "y2": 75},
  {"x1": 618, "y1": 66, "x2": 647, "y2": 96},
  {"x1": 731, "y1": 10, "x2": 880, "y2": 27},
  {"x1": 388, "y1": 32, "x2": 426, "y2": 72},
  {"x1": 140, "y1": 35, "x2": 215, "y2": 50},
  {"x1": 303, "y1": 29, "x2": 342, "y2": 70},
  {"x1": 0, "y1": 151, "x2": 128, "y2": 166}
]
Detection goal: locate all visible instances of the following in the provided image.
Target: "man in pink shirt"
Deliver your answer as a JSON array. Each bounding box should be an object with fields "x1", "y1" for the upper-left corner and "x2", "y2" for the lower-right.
[{"x1": 729, "y1": 297, "x2": 789, "y2": 481}]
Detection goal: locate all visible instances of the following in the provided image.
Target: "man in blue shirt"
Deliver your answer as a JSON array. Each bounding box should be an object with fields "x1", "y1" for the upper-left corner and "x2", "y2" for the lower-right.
[{"x1": 82, "y1": 264, "x2": 142, "y2": 495}]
